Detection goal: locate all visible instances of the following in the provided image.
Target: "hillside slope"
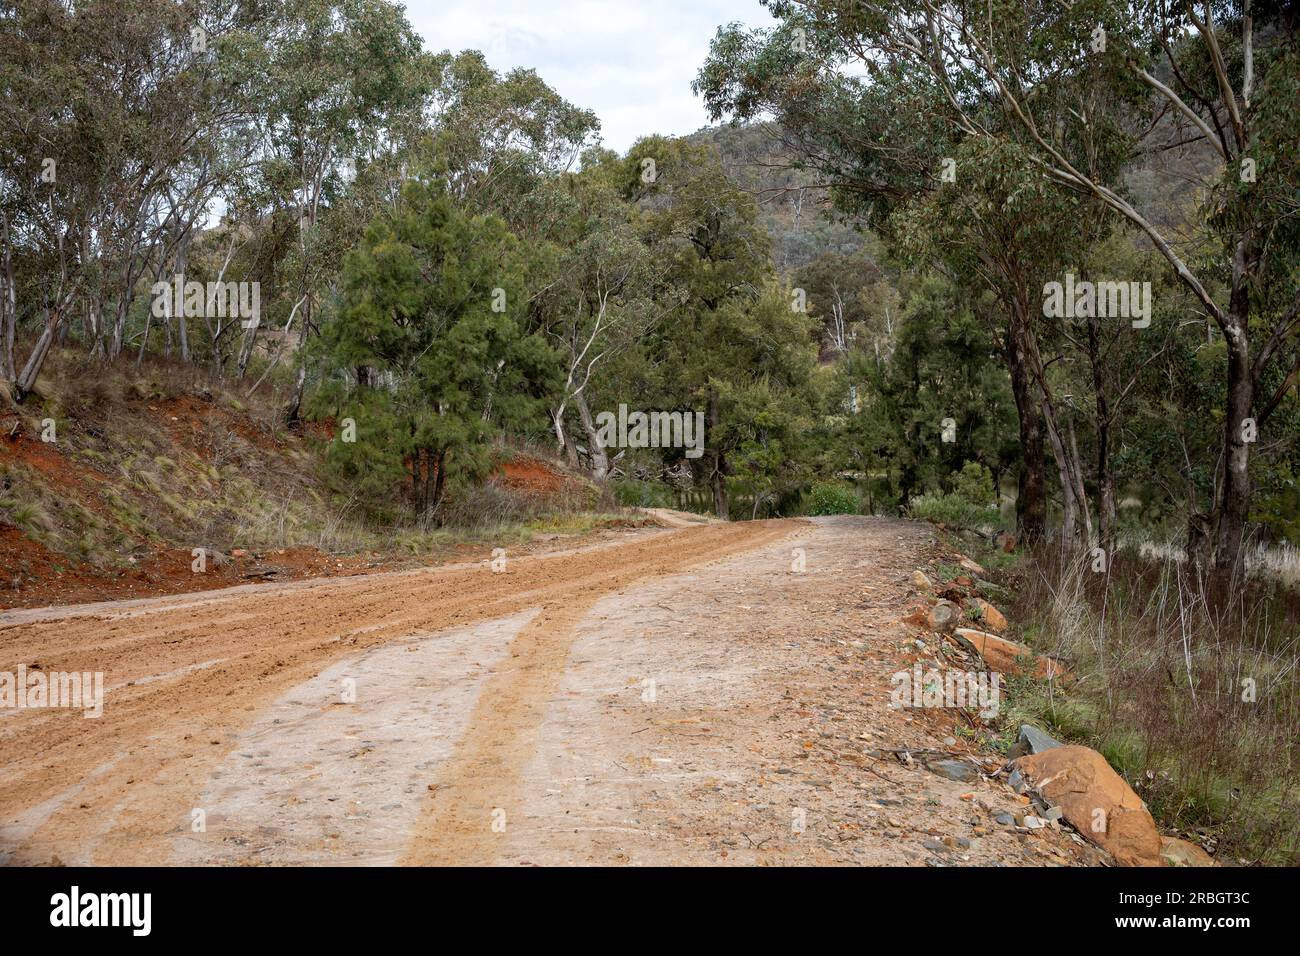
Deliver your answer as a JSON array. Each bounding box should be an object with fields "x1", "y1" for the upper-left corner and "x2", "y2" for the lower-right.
[{"x1": 0, "y1": 349, "x2": 618, "y2": 609}]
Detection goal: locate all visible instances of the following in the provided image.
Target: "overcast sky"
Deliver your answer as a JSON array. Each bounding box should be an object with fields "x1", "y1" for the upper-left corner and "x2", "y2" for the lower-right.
[{"x1": 402, "y1": 0, "x2": 774, "y2": 154}]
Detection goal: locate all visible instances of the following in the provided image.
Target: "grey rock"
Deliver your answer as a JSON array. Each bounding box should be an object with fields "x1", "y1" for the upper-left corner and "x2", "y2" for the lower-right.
[
  {"x1": 1018, "y1": 724, "x2": 1064, "y2": 755},
  {"x1": 926, "y1": 759, "x2": 979, "y2": 783},
  {"x1": 928, "y1": 600, "x2": 961, "y2": 633}
]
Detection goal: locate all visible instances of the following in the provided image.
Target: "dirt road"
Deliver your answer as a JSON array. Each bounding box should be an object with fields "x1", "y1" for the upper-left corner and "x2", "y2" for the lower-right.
[{"x1": 0, "y1": 516, "x2": 1091, "y2": 866}]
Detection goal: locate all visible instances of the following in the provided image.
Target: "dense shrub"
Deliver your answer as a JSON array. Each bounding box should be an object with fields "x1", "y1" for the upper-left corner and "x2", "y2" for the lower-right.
[
  {"x1": 805, "y1": 481, "x2": 860, "y2": 516},
  {"x1": 908, "y1": 462, "x2": 1000, "y2": 530},
  {"x1": 952, "y1": 460, "x2": 996, "y2": 506}
]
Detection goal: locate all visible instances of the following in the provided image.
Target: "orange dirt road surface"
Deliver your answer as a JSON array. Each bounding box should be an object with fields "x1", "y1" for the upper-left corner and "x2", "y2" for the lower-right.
[
  {"x1": 0, "y1": 516, "x2": 1094, "y2": 866},
  {"x1": 0, "y1": 519, "x2": 793, "y2": 865}
]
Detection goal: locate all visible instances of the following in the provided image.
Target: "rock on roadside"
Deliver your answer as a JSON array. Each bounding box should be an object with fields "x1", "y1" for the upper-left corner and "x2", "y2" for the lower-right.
[
  {"x1": 925, "y1": 758, "x2": 980, "y2": 783},
  {"x1": 953, "y1": 628, "x2": 1070, "y2": 679},
  {"x1": 1160, "y1": 837, "x2": 1216, "y2": 867},
  {"x1": 928, "y1": 599, "x2": 961, "y2": 633},
  {"x1": 1009, "y1": 724, "x2": 1063, "y2": 758},
  {"x1": 1013, "y1": 745, "x2": 1164, "y2": 866},
  {"x1": 970, "y1": 598, "x2": 1008, "y2": 632}
]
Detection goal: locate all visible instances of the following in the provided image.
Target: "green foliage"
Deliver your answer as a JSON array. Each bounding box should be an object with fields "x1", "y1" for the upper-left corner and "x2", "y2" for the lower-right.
[
  {"x1": 311, "y1": 183, "x2": 560, "y2": 521},
  {"x1": 805, "y1": 481, "x2": 860, "y2": 516},
  {"x1": 908, "y1": 492, "x2": 997, "y2": 531},
  {"x1": 909, "y1": 459, "x2": 1002, "y2": 529},
  {"x1": 825, "y1": 274, "x2": 1019, "y2": 509},
  {"x1": 4, "y1": 0, "x2": 1298, "y2": 566},
  {"x1": 613, "y1": 479, "x2": 675, "y2": 509},
  {"x1": 952, "y1": 461, "x2": 996, "y2": 507},
  {"x1": 310, "y1": 389, "x2": 409, "y2": 521},
  {"x1": 608, "y1": 137, "x2": 820, "y2": 515}
]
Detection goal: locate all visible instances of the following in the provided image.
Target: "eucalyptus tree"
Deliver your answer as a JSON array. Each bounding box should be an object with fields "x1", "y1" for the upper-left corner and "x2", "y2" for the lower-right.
[
  {"x1": 531, "y1": 163, "x2": 666, "y2": 477},
  {"x1": 731, "y1": 0, "x2": 1300, "y2": 569},
  {"x1": 236, "y1": 0, "x2": 429, "y2": 421},
  {"x1": 420, "y1": 50, "x2": 600, "y2": 228},
  {"x1": 0, "y1": 0, "x2": 90, "y2": 398},
  {"x1": 0, "y1": 0, "x2": 272, "y2": 391},
  {"x1": 621, "y1": 136, "x2": 818, "y2": 518},
  {"x1": 695, "y1": 10, "x2": 1113, "y2": 542}
]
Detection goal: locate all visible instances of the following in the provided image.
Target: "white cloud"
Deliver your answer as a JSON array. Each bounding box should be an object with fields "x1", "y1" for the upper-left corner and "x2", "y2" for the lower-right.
[{"x1": 402, "y1": 0, "x2": 773, "y2": 153}]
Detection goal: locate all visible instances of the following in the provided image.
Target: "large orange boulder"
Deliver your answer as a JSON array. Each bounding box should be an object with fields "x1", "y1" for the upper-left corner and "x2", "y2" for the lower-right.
[
  {"x1": 954, "y1": 628, "x2": 1020, "y2": 672},
  {"x1": 1013, "y1": 746, "x2": 1163, "y2": 866},
  {"x1": 953, "y1": 628, "x2": 1069, "y2": 679}
]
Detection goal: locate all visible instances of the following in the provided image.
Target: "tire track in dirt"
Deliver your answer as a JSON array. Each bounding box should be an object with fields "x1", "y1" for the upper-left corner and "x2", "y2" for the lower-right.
[
  {"x1": 398, "y1": 598, "x2": 604, "y2": 865},
  {"x1": 402, "y1": 520, "x2": 795, "y2": 865},
  {"x1": 0, "y1": 519, "x2": 797, "y2": 865}
]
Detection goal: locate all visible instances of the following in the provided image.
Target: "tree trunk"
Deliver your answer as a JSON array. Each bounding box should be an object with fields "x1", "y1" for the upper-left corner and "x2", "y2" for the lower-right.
[
  {"x1": 235, "y1": 317, "x2": 259, "y2": 381},
  {"x1": 174, "y1": 233, "x2": 192, "y2": 363},
  {"x1": 285, "y1": 365, "x2": 308, "y2": 425},
  {"x1": 1215, "y1": 317, "x2": 1253, "y2": 571},
  {"x1": 89, "y1": 295, "x2": 107, "y2": 358},
  {"x1": 109, "y1": 293, "x2": 129, "y2": 360},
  {"x1": 284, "y1": 178, "x2": 321, "y2": 426},
  {"x1": 1087, "y1": 314, "x2": 1117, "y2": 548},
  {"x1": 136, "y1": 309, "x2": 152, "y2": 367},
  {"x1": 284, "y1": 295, "x2": 313, "y2": 426},
  {"x1": 14, "y1": 309, "x2": 60, "y2": 403},
  {"x1": 430, "y1": 448, "x2": 447, "y2": 520},
  {"x1": 1007, "y1": 303, "x2": 1045, "y2": 543},
  {"x1": 708, "y1": 392, "x2": 728, "y2": 520},
  {"x1": 552, "y1": 407, "x2": 579, "y2": 468},
  {"x1": 1023, "y1": 313, "x2": 1091, "y2": 547},
  {"x1": 711, "y1": 458, "x2": 729, "y2": 520},
  {"x1": 574, "y1": 389, "x2": 609, "y2": 480},
  {"x1": 1051, "y1": 433, "x2": 1077, "y2": 545},
  {"x1": 1095, "y1": 415, "x2": 1117, "y2": 547},
  {"x1": 1035, "y1": 382, "x2": 1078, "y2": 545},
  {"x1": 0, "y1": 224, "x2": 14, "y2": 384}
]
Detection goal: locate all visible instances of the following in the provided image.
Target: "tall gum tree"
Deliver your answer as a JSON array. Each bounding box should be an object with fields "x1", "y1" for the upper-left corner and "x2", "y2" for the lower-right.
[{"x1": 747, "y1": 0, "x2": 1299, "y2": 570}]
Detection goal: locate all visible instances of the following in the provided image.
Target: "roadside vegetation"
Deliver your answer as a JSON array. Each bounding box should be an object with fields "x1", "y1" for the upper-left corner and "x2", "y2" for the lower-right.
[{"x1": 1011, "y1": 541, "x2": 1300, "y2": 865}]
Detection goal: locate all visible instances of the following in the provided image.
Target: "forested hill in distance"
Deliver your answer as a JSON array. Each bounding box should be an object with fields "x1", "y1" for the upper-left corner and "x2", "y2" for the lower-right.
[{"x1": 688, "y1": 123, "x2": 877, "y2": 275}]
